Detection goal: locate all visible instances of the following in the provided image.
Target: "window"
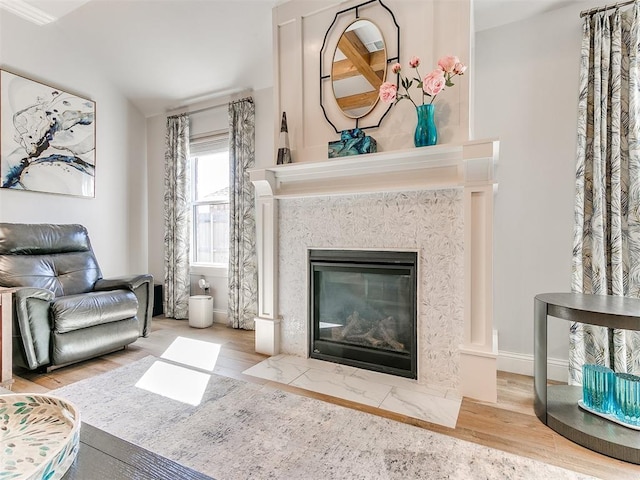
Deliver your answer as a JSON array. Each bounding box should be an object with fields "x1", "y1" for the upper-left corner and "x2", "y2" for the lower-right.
[{"x1": 190, "y1": 133, "x2": 229, "y2": 267}]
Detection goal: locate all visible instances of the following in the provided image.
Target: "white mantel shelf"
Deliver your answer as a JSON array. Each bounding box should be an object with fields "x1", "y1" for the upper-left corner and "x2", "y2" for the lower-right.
[
  {"x1": 250, "y1": 138, "x2": 500, "y2": 403},
  {"x1": 249, "y1": 139, "x2": 499, "y2": 199}
]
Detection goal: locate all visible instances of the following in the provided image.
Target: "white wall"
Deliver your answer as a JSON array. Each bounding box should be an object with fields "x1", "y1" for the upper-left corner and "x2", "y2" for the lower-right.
[
  {"x1": 146, "y1": 87, "x2": 274, "y2": 319},
  {"x1": 0, "y1": 11, "x2": 148, "y2": 277},
  {"x1": 254, "y1": 88, "x2": 276, "y2": 169},
  {"x1": 475, "y1": 3, "x2": 585, "y2": 375},
  {"x1": 146, "y1": 113, "x2": 166, "y2": 283}
]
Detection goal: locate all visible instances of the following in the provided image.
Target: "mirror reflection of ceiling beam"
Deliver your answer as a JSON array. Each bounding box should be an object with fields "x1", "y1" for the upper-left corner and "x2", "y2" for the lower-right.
[
  {"x1": 332, "y1": 51, "x2": 386, "y2": 82},
  {"x1": 337, "y1": 31, "x2": 383, "y2": 90},
  {"x1": 336, "y1": 90, "x2": 379, "y2": 111}
]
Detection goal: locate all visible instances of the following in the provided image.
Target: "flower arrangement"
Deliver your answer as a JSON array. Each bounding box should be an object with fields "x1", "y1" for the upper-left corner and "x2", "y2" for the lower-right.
[{"x1": 379, "y1": 55, "x2": 467, "y2": 107}]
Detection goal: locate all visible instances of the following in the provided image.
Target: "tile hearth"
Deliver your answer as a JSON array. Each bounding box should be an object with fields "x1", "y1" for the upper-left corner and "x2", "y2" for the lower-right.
[{"x1": 242, "y1": 354, "x2": 461, "y2": 429}]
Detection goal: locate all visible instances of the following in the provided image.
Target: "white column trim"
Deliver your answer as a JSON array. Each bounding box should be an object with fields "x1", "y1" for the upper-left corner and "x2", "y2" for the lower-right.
[{"x1": 251, "y1": 172, "x2": 281, "y2": 354}]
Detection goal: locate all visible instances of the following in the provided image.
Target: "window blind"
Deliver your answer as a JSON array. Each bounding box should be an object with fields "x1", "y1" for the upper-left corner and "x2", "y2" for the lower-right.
[{"x1": 190, "y1": 131, "x2": 228, "y2": 155}]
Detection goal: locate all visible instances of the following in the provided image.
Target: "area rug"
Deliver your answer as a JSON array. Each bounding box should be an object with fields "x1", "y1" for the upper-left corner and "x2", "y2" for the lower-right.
[{"x1": 51, "y1": 356, "x2": 595, "y2": 480}]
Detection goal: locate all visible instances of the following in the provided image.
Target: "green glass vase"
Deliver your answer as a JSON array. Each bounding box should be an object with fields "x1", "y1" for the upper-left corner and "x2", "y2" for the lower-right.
[{"x1": 414, "y1": 104, "x2": 437, "y2": 147}]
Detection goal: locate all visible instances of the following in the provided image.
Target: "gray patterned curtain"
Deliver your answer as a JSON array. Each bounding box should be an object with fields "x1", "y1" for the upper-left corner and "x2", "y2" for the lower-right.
[
  {"x1": 228, "y1": 98, "x2": 258, "y2": 329},
  {"x1": 163, "y1": 114, "x2": 191, "y2": 319},
  {"x1": 571, "y1": 4, "x2": 640, "y2": 384}
]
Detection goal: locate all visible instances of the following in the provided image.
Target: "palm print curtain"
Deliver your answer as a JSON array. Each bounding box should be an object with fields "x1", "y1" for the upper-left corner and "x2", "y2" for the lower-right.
[
  {"x1": 228, "y1": 98, "x2": 258, "y2": 329},
  {"x1": 163, "y1": 114, "x2": 191, "y2": 319},
  {"x1": 571, "y1": 4, "x2": 640, "y2": 384}
]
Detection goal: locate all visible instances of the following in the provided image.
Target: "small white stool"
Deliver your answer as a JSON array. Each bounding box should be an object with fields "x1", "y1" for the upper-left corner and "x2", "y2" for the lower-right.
[{"x1": 188, "y1": 295, "x2": 213, "y2": 328}]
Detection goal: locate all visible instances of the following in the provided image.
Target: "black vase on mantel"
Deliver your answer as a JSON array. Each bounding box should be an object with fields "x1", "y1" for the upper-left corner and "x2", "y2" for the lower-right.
[{"x1": 276, "y1": 112, "x2": 292, "y2": 165}]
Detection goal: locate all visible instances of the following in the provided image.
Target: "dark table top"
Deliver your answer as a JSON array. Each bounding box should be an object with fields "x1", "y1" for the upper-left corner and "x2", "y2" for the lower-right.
[
  {"x1": 535, "y1": 292, "x2": 640, "y2": 330},
  {"x1": 62, "y1": 422, "x2": 215, "y2": 480}
]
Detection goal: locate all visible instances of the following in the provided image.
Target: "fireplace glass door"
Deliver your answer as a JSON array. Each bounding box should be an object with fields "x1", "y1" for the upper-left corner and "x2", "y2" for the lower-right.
[{"x1": 309, "y1": 250, "x2": 417, "y2": 379}]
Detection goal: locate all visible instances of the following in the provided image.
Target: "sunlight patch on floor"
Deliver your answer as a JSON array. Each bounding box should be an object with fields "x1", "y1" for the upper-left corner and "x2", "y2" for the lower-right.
[
  {"x1": 135, "y1": 360, "x2": 210, "y2": 406},
  {"x1": 160, "y1": 336, "x2": 221, "y2": 372}
]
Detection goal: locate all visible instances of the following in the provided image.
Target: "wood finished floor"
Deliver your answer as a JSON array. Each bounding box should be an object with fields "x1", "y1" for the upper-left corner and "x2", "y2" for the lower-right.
[{"x1": 11, "y1": 317, "x2": 640, "y2": 480}]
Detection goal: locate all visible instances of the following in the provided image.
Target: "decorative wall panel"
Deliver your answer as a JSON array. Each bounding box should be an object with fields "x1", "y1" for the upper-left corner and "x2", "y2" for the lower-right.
[{"x1": 273, "y1": 0, "x2": 472, "y2": 163}]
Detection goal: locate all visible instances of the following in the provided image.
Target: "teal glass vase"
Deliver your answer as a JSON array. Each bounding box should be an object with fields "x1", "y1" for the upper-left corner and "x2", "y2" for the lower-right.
[
  {"x1": 614, "y1": 372, "x2": 640, "y2": 425},
  {"x1": 414, "y1": 104, "x2": 437, "y2": 147},
  {"x1": 582, "y1": 364, "x2": 615, "y2": 413}
]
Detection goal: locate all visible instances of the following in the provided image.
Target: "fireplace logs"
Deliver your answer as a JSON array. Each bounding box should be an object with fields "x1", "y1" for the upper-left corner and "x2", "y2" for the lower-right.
[{"x1": 340, "y1": 311, "x2": 406, "y2": 352}]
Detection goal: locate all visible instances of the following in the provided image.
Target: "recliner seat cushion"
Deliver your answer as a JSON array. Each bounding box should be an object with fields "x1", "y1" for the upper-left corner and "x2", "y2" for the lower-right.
[
  {"x1": 52, "y1": 318, "x2": 140, "y2": 367},
  {"x1": 52, "y1": 289, "x2": 138, "y2": 333}
]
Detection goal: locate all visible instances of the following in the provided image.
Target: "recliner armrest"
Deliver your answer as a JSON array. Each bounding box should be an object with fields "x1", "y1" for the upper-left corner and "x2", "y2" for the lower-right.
[
  {"x1": 94, "y1": 274, "x2": 153, "y2": 292},
  {"x1": 94, "y1": 274, "x2": 154, "y2": 337},
  {"x1": 13, "y1": 287, "x2": 55, "y2": 370}
]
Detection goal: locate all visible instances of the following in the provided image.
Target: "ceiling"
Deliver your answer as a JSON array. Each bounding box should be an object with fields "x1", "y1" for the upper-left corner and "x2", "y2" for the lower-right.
[{"x1": 0, "y1": 0, "x2": 590, "y2": 118}]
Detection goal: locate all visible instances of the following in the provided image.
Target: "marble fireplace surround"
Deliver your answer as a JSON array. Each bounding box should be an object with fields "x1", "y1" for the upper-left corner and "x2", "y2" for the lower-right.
[{"x1": 249, "y1": 139, "x2": 499, "y2": 402}]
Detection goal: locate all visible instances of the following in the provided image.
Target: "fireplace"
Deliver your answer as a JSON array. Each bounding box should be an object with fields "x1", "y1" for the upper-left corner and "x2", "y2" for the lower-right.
[
  {"x1": 251, "y1": 140, "x2": 499, "y2": 401},
  {"x1": 309, "y1": 249, "x2": 417, "y2": 379}
]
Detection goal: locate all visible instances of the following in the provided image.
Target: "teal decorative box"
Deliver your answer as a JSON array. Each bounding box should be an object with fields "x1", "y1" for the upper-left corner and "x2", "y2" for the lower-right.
[{"x1": 328, "y1": 128, "x2": 377, "y2": 158}]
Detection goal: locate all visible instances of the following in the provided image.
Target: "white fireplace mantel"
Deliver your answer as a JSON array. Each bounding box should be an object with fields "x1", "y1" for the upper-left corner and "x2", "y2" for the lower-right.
[
  {"x1": 250, "y1": 139, "x2": 499, "y2": 199},
  {"x1": 249, "y1": 138, "x2": 499, "y2": 402}
]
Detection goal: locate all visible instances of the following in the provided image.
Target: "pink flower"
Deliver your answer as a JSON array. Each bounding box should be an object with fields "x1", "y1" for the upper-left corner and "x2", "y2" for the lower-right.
[
  {"x1": 379, "y1": 82, "x2": 398, "y2": 103},
  {"x1": 383, "y1": 54, "x2": 467, "y2": 108},
  {"x1": 437, "y1": 55, "x2": 459, "y2": 73},
  {"x1": 453, "y1": 62, "x2": 467, "y2": 75},
  {"x1": 422, "y1": 70, "x2": 446, "y2": 97}
]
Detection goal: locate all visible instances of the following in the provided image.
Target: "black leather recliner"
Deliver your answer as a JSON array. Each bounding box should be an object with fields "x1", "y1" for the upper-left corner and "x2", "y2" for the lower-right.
[{"x1": 0, "y1": 223, "x2": 153, "y2": 371}]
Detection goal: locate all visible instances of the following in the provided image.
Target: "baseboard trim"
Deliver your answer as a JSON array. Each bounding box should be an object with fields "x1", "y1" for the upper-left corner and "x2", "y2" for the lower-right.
[
  {"x1": 498, "y1": 350, "x2": 568, "y2": 383},
  {"x1": 213, "y1": 309, "x2": 228, "y2": 325}
]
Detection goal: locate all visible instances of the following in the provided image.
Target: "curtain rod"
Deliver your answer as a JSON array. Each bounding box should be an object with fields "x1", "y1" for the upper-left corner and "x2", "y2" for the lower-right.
[
  {"x1": 167, "y1": 88, "x2": 252, "y2": 117},
  {"x1": 580, "y1": 0, "x2": 636, "y2": 17}
]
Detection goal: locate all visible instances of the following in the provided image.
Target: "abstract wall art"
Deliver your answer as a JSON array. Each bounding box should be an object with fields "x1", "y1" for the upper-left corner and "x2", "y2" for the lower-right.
[{"x1": 0, "y1": 70, "x2": 96, "y2": 197}]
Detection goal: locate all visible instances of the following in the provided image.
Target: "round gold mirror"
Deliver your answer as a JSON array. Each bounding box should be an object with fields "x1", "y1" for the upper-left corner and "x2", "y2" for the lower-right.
[{"x1": 331, "y1": 19, "x2": 386, "y2": 119}]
